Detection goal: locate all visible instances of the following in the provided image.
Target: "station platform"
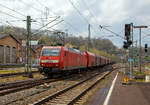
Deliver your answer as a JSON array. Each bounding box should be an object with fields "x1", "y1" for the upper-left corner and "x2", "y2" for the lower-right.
[
  {"x1": 86, "y1": 71, "x2": 150, "y2": 105},
  {"x1": 110, "y1": 74, "x2": 150, "y2": 105}
]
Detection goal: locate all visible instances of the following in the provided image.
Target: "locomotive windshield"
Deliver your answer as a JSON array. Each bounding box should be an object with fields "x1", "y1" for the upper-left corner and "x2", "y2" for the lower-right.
[{"x1": 42, "y1": 48, "x2": 60, "y2": 56}]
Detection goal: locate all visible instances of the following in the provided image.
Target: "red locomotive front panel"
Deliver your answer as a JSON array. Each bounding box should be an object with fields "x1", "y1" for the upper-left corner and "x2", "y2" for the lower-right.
[{"x1": 40, "y1": 47, "x2": 61, "y2": 70}]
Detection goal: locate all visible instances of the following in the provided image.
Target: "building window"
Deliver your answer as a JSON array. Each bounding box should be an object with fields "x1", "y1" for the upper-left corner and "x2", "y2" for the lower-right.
[
  {"x1": 0, "y1": 45, "x2": 4, "y2": 64},
  {"x1": 12, "y1": 47, "x2": 16, "y2": 63},
  {"x1": 6, "y1": 46, "x2": 10, "y2": 63}
]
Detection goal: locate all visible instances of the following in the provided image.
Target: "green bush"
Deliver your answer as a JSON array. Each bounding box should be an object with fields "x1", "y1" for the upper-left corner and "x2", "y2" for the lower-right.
[{"x1": 135, "y1": 71, "x2": 144, "y2": 75}]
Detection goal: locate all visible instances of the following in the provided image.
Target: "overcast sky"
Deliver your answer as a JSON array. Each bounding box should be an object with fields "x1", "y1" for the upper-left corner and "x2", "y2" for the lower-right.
[{"x1": 0, "y1": 0, "x2": 150, "y2": 48}]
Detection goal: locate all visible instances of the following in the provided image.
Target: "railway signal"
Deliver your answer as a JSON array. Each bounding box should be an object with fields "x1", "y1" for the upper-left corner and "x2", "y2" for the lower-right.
[
  {"x1": 123, "y1": 40, "x2": 132, "y2": 49},
  {"x1": 123, "y1": 41, "x2": 129, "y2": 49},
  {"x1": 123, "y1": 24, "x2": 132, "y2": 49},
  {"x1": 145, "y1": 44, "x2": 148, "y2": 53},
  {"x1": 125, "y1": 24, "x2": 131, "y2": 41}
]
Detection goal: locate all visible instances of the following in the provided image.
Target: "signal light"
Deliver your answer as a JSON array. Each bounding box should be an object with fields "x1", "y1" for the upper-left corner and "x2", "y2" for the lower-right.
[
  {"x1": 123, "y1": 41, "x2": 129, "y2": 49},
  {"x1": 145, "y1": 44, "x2": 148, "y2": 53},
  {"x1": 123, "y1": 40, "x2": 132, "y2": 49},
  {"x1": 125, "y1": 24, "x2": 131, "y2": 41},
  {"x1": 128, "y1": 40, "x2": 132, "y2": 46},
  {"x1": 125, "y1": 24, "x2": 131, "y2": 36}
]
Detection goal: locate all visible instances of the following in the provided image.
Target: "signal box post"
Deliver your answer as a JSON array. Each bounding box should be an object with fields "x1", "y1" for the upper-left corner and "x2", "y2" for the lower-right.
[{"x1": 134, "y1": 26, "x2": 148, "y2": 72}]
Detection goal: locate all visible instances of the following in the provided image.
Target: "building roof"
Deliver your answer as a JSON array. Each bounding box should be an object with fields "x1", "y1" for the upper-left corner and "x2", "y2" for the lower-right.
[{"x1": 0, "y1": 33, "x2": 21, "y2": 44}]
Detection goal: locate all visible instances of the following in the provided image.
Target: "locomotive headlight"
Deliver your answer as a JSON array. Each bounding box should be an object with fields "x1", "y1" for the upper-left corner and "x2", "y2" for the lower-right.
[
  {"x1": 41, "y1": 60, "x2": 48, "y2": 63},
  {"x1": 41, "y1": 60, "x2": 58, "y2": 63},
  {"x1": 51, "y1": 60, "x2": 59, "y2": 63}
]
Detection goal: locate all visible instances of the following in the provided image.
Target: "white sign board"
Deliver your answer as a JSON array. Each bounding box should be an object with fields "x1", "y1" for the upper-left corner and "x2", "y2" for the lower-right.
[
  {"x1": 22, "y1": 40, "x2": 38, "y2": 46},
  {"x1": 30, "y1": 41, "x2": 38, "y2": 45},
  {"x1": 22, "y1": 40, "x2": 26, "y2": 46}
]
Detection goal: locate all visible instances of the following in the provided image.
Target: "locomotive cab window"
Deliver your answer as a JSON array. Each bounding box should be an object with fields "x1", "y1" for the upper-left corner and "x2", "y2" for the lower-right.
[{"x1": 42, "y1": 48, "x2": 60, "y2": 56}]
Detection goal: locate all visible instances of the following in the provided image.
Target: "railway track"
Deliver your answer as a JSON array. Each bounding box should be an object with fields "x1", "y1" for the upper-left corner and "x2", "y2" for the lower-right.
[
  {"x1": 0, "y1": 75, "x2": 71, "y2": 96},
  {"x1": 0, "y1": 65, "x2": 116, "y2": 97},
  {"x1": 1, "y1": 69, "x2": 105, "y2": 105},
  {"x1": 0, "y1": 65, "x2": 116, "y2": 104},
  {"x1": 0, "y1": 71, "x2": 38, "y2": 78},
  {"x1": 32, "y1": 70, "x2": 112, "y2": 105}
]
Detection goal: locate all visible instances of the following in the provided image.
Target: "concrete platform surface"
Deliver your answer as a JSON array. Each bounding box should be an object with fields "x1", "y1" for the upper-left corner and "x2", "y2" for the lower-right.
[
  {"x1": 110, "y1": 75, "x2": 150, "y2": 105},
  {"x1": 86, "y1": 72, "x2": 150, "y2": 105}
]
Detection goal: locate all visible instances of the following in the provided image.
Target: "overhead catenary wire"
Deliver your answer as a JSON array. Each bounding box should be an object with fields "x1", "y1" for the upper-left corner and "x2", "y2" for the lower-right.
[
  {"x1": 0, "y1": 10, "x2": 24, "y2": 20},
  {"x1": 0, "y1": 1, "x2": 62, "y2": 34},
  {"x1": 0, "y1": 3, "x2": 26, "y2": 18},
  {"x1": 19, "y1": 0, "x2": 44, "y2": 14},
  {"x1": 68, "y1": 0, "x2": 89, "y2": 24},
  {"x1": 35, "y1": 0, "x2": 92, "y2": 38},
  {"x1": 0, "y1": 1, "x2": 65, "y2": 43},
  {"x1": 19, "y1": 0, "x2": 62, "y2": 29},
  {"x1": 68, "y1": 0, "x2": 101, "y2": 37},
  {"x1": 0, "y1": 0, "x2": 97, "y2": 39},
  {"x1": 0, "y1": 7, "x2": 60, "y2": 33},
  {"x1": 35, "y1": 0, "x2": 86, "y2": 37},
  {"x1": 34, "y1": 16, "x2": 59, "y2": 20},
  {"x1": 32, "y1": 16, "x2": 61, "y2": 35},
  {"x1": 36, "y1": 0, "x2": 47, "y2": 9},
  {"x1": 80, "y1": 0, "x2": 98, "y2": 24},
  {"x1": 33, "y1": 20, "x2": 64, "y2": 35},
  {"x1": 0, "y1": 3, "x2": 45, "y2": 27},
  {"x1": 33, "y1": 20, "x2": 65, "y2": 41},
  {"x1": 80, "y1": 0, "x2": 103, "y2": 37},
  {"x1": 0, "y1": 20, "x2": 21, "y2": 36},
  {"x1": 63, "y1": 21, "x2": 87, "y2": 36},
  {"x1": 5, "y1": 21, "x2": 19, "y2": 34},
  {"x1": 0, "y1": 3, "x2": 39, "y2": 22}
]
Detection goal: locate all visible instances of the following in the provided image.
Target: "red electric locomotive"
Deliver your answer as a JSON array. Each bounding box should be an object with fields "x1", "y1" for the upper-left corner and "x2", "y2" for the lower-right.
[
  {"x1": 39, "y1": 46, "x2": 110, "y2": 77},
  {"x1": 40, "y1": 46, "x2": 87, "y2": 77}
]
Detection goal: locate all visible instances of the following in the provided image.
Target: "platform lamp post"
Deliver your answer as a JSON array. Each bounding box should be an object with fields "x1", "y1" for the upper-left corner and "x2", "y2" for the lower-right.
[{"x1": 134, "y1": 25, "x2": 148, "y2": 72}]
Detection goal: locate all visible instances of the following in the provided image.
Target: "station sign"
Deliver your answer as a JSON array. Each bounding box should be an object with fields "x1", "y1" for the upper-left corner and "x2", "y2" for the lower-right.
[
  {"x1": 22, "y1": 40, "x2": 38, "y2": 46},
  {"x1": 128, "y1": 58, "x2": 134, "y2": 62}
]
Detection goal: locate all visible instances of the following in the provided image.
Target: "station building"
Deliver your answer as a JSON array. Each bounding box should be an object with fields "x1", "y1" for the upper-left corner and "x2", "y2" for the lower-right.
[
  {"x1": 0, "y1": 33, "x2": 21, "y2": 64},
  {"x1": 0, "y1": 33, "x2": 38, "y2": 65}
]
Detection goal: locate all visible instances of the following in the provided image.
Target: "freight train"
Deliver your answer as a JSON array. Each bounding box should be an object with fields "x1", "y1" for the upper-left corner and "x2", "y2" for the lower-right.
[{"x1": 39, "y1": 46, "x2": 111, "y2": 77}]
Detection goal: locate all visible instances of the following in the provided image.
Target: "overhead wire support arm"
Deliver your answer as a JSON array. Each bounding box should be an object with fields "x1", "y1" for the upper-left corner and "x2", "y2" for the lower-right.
[
  {"x1": 33, "y1": 20, "x2": 64, "y2": 35},
  {"x1": 32, "y1": 16, "x2": 60, "y2": 35},
  {"x1": 99, "y1": 25, "x2": 125, "y2": 40}
]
